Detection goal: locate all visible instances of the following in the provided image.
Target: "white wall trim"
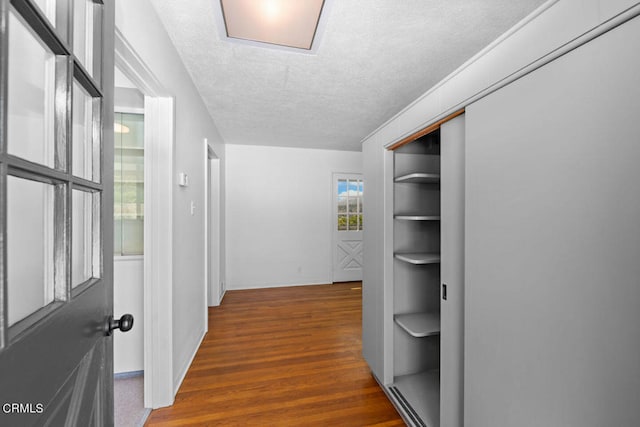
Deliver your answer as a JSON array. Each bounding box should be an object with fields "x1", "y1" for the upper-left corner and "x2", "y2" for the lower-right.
[
  {"x1": 114, "y1": 28, "x2": 167, "y2": 97},
  {"x1": 204, "y1": 141, "x2": 223, "y2": 307},
  {"x1": 231, "y1": 281, "x2": 330, "y2": 291},
  {"x1": 203, "y1": 139, "x2": 210, "y2": 326},
  {"x1": 114, "y1": 27, "x2": 176, "y2": 409},
  {"x1": 144, "y1": 96, "x2": 175, "y2": 408},
  {"x1": 382, "y1": 150, "x2": 394, "y2": 385}
]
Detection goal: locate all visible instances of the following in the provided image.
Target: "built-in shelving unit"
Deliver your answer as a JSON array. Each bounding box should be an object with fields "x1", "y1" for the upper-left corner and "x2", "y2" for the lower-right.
[
  {"x1": 394, "y1": 253, "x2": 441, "y2": 265},
  {"x1": 395, "y1": 215, "x2": 441, "y2": 221},
  {"x1": 389, "y1": 130, "x2": 442, "y2": 426},
  {"x1": 391, "y1": 371, "x2": 440, "y2": 427},
  {"x1": 394, "y1": 172, "x2": 440, "y2": 184},
  {"x1": 395, "y1": 312, "x2": 440, "y2": 337}
]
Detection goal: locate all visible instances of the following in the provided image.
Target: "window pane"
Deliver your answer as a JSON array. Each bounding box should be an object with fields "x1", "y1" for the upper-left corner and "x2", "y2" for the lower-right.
[
  {"x1": 114, "y1": 113, "x2": 144, "y2": 256},
  {"x1": 7, "y1": 9, "x2": 55, "y2": 168},
  {"x1": 121, "y1": 113, "x2": 144, "y2": 149},
  {"x1": 72, "y1": 190, "x2": 94, "y2": 287},
  {"x1": 114, "y1": 114, "x2": 123, "y2": 254},
  {"x1": 72, "y1": 81, "x2": 94, "y2": 180},
  {"x1": 7, "y1": 177, "x2": 55, "y2": 326},
  {"x1": 337, "y1": 214, "x2": 347, "y2": 231},
  {"x1": 73, "y1": 0, "x2": 95, "y2": 75},
  {"x1": 337, "y1": 195, "x2": 346, "y2": 213},
  {"x1": 348, "y1": 198, "x2": 358, "y2": 213},
  {"x1": 121, "y1": 182, "x2": 144, "y2": 255},
  {"x1": 348, "y1": 214, "x2": 358, "y2": 231},
  {"x1": 337, "y1": 179, "x2": 347, "y2": 197},
  {"x1": 359, "y1": 214, "x2": 363, "y2": 231}
]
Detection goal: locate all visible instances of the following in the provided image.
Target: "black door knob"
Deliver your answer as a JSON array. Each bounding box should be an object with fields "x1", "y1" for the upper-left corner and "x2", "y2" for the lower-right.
[{"x1": 105, "y1": 314, "x2": 134, "y2": 336}]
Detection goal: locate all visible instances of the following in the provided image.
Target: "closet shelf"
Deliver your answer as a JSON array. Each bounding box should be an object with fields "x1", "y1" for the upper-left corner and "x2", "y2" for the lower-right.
[
  {"x1": 394, "y1": 172, "x2": 440, "y2": 184},
  {"x1": 391, "y1": 371, "x2": 440, "y2": 427},
  {"x1": 395, "y1": 215, "x2": 441, "y2": 221},
  {"x1": 395, "y1": 312, "x2": 440, "y2": 337},
  {"x1": 394, "y1": 253, "x2": 441, "y2": 265}
]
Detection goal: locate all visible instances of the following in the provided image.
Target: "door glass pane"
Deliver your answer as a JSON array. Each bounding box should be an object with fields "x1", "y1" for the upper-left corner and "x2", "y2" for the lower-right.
[
  {"x1": 72, "y1": 190, "x2": 94, "y2": 287},
  {"x1": 73, "y1": 0, "x2": 95, "y2": 75},
  {"x1": 337, "y1": 179, "x2": 346, "y2": 213},
  {"x1": 337, "y1": 214, "x2": 347, "y2": 231},
  {"x1": 32, "y1": 0, "x2": 56, "y2": 26},
  {"x1": 72, "y1": 81, "x2": 94, "y2": 180},
  {"x1": 348, "y1": 198, "x2": 358, "y2": 214},
  {"x1": 7, "y1": 9, "x2": 56, "y2": 168},
  {"x1": 337, "y1": 195, "x2": 346, "y2": 213},
  {"x1": 7, "y1": 177, "x2": 55, "y2": 326},
  {"x1": 348, "y1": 214, "x2": 359, "y2": 231},
  {"x1": 346, "y1": 180, "x2": 357, "y2": 213}
]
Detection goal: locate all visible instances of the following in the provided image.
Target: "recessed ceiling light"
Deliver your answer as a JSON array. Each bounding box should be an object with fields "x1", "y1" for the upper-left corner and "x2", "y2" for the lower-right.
[{"x1": 220, "y1": 0, "x2": 326, "y2": 50}]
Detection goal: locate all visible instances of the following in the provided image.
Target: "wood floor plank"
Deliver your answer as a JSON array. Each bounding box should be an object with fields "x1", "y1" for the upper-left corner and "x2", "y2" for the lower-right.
[{"x1": 145, "y1": 282, "x2": 403, "y2": 426}]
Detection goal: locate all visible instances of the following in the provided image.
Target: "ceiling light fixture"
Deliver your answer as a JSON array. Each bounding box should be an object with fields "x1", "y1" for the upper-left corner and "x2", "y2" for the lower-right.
[
  {"x1": 219, "y1": 0, "x2": 328, "y2": 51},
  {"x1": 114, "y1": 122, "x2": 130, "y2": 134}
]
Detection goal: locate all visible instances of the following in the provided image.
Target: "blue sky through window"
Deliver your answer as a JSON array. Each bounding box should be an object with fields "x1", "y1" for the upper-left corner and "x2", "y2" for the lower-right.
[{"x1": 337, "y1": 180, "x2": 363, "y2": 197}]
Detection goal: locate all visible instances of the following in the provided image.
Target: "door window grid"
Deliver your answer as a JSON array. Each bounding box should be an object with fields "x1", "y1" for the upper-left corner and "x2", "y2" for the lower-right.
[
  {"x1": 337, "y1": 178, "x2": 363, "y2": 231},
  {"x1": 0, "y1": 0, "x2": 105, "y2": 346}
]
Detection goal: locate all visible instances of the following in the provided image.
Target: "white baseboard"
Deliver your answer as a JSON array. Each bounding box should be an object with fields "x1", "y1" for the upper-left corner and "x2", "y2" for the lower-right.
[
  {"x1": 173, "y1": 328, "x2": 206, "y2": 396},
  {"x1": 114, "y1": 370, "x2": 144, "y2": 380},
  {"x1": 228, "y1": 280, "x2": 331, "y2": 291}
]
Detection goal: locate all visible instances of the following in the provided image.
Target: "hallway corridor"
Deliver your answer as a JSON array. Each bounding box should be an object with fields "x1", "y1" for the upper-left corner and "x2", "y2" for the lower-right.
[{"x1": 145, "y1": 282, "x2": 403, "y2": 426}]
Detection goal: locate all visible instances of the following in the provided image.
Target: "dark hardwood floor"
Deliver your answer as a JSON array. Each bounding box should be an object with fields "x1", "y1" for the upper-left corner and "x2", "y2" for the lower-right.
[{"x1": 145, "y1": 282, "x2": 403, "y2": 426}]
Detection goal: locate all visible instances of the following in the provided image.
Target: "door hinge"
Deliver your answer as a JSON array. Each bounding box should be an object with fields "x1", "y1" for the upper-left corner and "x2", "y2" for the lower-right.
[{"x1": 442, "y1": 283, "x2": 447, "y2": 300}]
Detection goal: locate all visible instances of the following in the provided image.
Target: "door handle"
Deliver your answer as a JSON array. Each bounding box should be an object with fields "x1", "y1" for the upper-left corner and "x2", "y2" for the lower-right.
[{"x1": 105, "y1": 314, "x2": 134, "y2": 336}]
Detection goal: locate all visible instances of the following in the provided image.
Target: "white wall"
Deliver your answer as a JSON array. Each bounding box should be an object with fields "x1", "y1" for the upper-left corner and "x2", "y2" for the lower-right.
[
  {"x1": 113, "y1": 257, "x2": 144, "y2": 373},
  {"x1": 115, "y1": 0, "x2": 226, "y2": 395},
  {"x1": 225, "y1": 144, "x2": 361, "y2": 289}
]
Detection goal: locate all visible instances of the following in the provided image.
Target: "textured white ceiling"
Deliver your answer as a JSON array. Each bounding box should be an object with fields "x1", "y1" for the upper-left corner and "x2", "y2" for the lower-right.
[{"x1": 148, "y1": 0, "x2": 546, "y2": 151}]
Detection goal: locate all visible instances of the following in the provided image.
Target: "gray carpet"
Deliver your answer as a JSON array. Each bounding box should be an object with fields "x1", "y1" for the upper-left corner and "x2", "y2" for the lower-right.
[{"x1": 114, "y1": 373, "x2": 150, "y2": 427}]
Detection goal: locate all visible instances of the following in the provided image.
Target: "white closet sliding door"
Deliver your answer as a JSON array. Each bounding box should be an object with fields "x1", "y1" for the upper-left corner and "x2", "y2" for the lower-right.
[{"x1": 464, "y1": 15, "x2": 640, "y2": 427}]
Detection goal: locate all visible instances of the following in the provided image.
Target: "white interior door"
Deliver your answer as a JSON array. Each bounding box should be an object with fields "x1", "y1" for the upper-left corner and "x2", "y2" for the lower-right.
[{"x1": 333, "y1": 173, "x2": 363, "y2": 282}]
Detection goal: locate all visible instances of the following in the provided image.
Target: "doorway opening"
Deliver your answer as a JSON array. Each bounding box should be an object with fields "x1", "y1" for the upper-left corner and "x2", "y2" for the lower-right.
[
  {"x1": 113, "y1": 26, "x2": 176, "y2": 413},
  {"x1": 205, "y1": 142, "x2": 224, "y2": 307},
  {"x1": 113, "y1": 71, "x2": 148, "y2": 425}
]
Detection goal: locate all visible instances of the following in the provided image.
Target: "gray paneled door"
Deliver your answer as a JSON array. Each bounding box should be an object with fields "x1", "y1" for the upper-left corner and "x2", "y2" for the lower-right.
[{"x1": 0, "y1": 0, "x2": 114, "y2": 426}]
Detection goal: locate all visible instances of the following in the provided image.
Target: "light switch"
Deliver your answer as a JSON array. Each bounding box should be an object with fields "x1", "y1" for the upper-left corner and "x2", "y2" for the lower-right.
[
  {"x1": 190, "y1": 200, "x2": 195, "y2": 215},
  {"x1": 178, "y1": 173, "x2": 189, "y2": 187}
]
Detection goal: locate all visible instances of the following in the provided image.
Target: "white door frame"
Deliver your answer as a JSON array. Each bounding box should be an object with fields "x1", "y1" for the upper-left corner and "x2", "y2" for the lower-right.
[
  {"x1": 114, "y1": 28, "x2": 175, "y2": 409},
  {"x1": 204, "y1": 141, "x2": 223, "y2": 307}
]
